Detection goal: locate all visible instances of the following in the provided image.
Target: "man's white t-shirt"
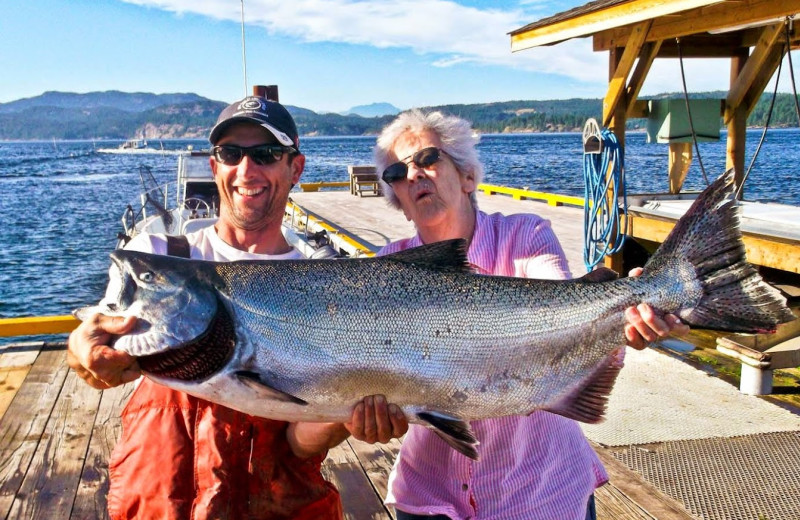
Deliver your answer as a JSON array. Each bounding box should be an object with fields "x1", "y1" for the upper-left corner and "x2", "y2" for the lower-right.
[
  {"x1": 102, "y1": 225, "x2": 302, "y2": 304},
  {"x1": 123, "y1": 225, "x2": 304, "y2": 261}
]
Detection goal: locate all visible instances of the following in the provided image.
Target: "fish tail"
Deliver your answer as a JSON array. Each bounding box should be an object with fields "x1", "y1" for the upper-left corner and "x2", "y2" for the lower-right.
[{"x1": 644, "y1": 169, "x2": 794, "y2": 332}]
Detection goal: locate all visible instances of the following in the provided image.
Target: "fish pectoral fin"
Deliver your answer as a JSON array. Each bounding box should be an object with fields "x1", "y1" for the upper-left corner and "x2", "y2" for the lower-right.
[
  {"x1": 234, "y1": 371, "x2": 308, "y2": 405},
  {"x1": 543, "y1": 357, "x2": 623, "y2": 424},
  {"x1": 579, "y1": 266, "x2": 619, "y2": 283},
  {"x1": 416, "y1": 411, "x2": 479, "y2": 461}
]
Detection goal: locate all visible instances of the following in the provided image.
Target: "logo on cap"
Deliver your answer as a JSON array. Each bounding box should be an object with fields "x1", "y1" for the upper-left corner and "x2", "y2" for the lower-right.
[{"x1": 239, "y1": 98, "x2": 265, "y2": 112}]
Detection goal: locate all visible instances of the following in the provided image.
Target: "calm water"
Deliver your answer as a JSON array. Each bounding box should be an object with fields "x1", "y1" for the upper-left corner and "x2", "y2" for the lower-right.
[{"x1": 1, "y1": 130, "x2": 798, "y2": 329}]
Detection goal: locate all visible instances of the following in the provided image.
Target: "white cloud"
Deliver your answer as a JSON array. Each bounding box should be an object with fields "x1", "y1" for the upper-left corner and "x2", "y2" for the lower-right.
[
  {"x1": 123, "y1": 0, "x2": 797, "y2": 97},
  {"x1": 121, "y1": 0, "x2": 606, "y2": 80}
]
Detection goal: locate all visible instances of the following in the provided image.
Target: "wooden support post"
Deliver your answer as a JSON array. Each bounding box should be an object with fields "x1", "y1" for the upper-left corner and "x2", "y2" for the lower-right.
[
  {"x1": 603, "y1": 47, "x2": 630, "y2": 274},
  {"x1": 599, "y1": 23, "x2": 650, "y2": 273},
  {"x1": 726, "y1": 51, "x2": 749, "y2": 197},
  {"x1": 668, "y1": 142, "x2": 692, "y2": 193}
]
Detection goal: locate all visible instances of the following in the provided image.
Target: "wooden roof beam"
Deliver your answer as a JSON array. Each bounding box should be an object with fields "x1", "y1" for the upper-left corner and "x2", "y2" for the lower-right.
[
  {"x1": 510, "y1": 0, "x2": 719, "y2": 51},
  {"x1": 603, "y1": 21, "x2": 651, "y2": 127},
  {"x1": 742, "y1": 44, "x2": 786, "y2": 117},
  {"x1": 626, "y1": 40, "x2": 663, "y2": 118},
  {"x1": 726, "y1": 22, "x2": 785, "y2": 122},
  {"x1": 592, "y1": 0, "x2": 800, "y2": 51},
  {"x1": 653, "y1": 34, "x2": 746, "y2": 58}
]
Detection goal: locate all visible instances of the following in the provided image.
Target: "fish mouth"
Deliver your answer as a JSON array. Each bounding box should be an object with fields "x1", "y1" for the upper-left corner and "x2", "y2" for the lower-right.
[{"x1": 136, "y1": 304, "x2": 235, "y2": 381}]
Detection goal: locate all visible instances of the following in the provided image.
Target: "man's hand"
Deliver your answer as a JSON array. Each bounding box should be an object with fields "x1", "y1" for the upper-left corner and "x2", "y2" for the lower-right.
[
  {"x1": 67, "y1": 314, "x2": 141, "y2": 389},
  {"x1": 346, "y1": 394, "x2": 408, "y2": 444},
  {"x1": 624, "y1": 267, "x2": 691, "y2": 350}
]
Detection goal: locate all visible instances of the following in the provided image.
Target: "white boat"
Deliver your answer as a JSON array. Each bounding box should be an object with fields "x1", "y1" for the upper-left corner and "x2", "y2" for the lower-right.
[
  {"x1": 117, "y1": 150, "x2": 361, "y2": 259},
  {"x1": 97, "y1": 138, "x2": 186, "y2": 155}
]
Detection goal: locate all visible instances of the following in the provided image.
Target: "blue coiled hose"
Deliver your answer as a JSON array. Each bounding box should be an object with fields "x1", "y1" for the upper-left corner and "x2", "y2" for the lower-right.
[{"x1": 582, "y1": 128, "x2": 627, "y2": 272}]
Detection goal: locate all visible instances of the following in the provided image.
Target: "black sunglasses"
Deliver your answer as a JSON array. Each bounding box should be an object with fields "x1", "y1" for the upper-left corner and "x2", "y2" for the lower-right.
[
  {"x1": 212, "y1": 144, "x2": 296, "y2": 166},
  {"x1": 382, "y1": 147, "x2": 447, "y2": 183}
]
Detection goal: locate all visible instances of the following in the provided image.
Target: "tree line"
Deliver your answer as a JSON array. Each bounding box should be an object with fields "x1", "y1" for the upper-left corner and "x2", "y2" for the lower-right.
[{"x1": 1, "y1": 92, "x2": 798, "y2": 140}]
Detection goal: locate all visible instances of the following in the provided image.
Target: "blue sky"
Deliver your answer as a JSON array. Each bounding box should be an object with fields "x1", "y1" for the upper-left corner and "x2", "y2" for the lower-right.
[{"x1": 2, "y1": 0, "x2": 797, "y2": 113}]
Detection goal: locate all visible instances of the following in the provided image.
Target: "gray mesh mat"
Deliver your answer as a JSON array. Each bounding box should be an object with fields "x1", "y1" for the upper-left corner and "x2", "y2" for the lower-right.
[
  {"x1": 610, "y1": 431, "x2": 800, "y2": 520},
  {"x1": 581, "y1": 347, "x2": 800, "y2": 446}
]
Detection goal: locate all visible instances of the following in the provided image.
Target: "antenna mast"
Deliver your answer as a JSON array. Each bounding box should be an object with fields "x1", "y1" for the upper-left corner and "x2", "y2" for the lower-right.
[{"x1": 240, "y1": 0, "x2": 248, "y2": 97}]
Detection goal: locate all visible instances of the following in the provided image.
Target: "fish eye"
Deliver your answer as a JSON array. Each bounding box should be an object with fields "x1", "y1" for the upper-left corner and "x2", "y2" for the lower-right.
[{"x1": 139, "y1": 271, "x2": 155, "y2": 283}]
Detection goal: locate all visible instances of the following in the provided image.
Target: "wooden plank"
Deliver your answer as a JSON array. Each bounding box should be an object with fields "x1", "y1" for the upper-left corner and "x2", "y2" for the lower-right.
[
  {"x1": 592, "y1": 0, "x2": 800, "y2": 51},
  {"x1": 7, "y1": 368, "x2": 103, "y2": 519},
  {"x1": 0, "y1": 366, "x2": 33, "y2": 421},
  {"x1": 70, "y1": 382, "x2": 135, "y2": 520},
  {"x1": 595, "y1": 483, "x2": 656, "y2": 520},
  {"x1": 0, "y1": 348, "x2": 70, "y2": 518},
  {"x1": 322, "y1": 441, "x2": 392, "y2": 520},
  {"x1": 0, "y1": 346, "x2": 42, "y2": 421},
  {"x1": 510, "y1": 0, "x2": 718, "y2": 50},
  {"x1": 347, "y1": 438, "x2": 401, "y2": 503},
  {"x1": 625, "y1": 213, "x2": 800, "y2": 273}
]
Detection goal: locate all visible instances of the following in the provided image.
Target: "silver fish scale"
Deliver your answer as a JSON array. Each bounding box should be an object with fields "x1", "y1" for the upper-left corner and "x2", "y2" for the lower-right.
[{"x1": 212, "y1": 258, "x2": 647, "y2": 419}]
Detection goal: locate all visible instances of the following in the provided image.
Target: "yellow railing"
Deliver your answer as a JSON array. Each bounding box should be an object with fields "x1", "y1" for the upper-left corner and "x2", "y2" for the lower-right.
[
  {"x1": 477, "y1": 184, "x2": 584, "y2": 207},
  {"x1": 285, "y1": 200, "x2": 376, "y2": 257},
  {"x1": 298, "y1": 181, "x2": 350, "y2": 192},
  {"x1": 0, "y1": 315, "x2": 80, "y2": 338},
  {"x1": 298, "y1": 179, "x2": 584, "y2": 208}
]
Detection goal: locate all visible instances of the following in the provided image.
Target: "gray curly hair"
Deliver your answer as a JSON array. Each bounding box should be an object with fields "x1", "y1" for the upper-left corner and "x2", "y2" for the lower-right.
[{"x1": 374, "y1": 109, "x2": 483, "y2": 209}]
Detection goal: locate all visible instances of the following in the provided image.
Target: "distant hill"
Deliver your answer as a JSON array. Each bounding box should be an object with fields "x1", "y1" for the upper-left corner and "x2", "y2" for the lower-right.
[
  {"x1": 0, "y1": 92, "x2": 227, "y2": 140},
  {"x1": 0, "y1": 90, "x2": 207, "y2": 114},
  {"x1": 344, "y1": 102, "x2": 401, "y2": 118},
  {"x1": 0, "y1": 90, "x2": 796, "y2": 140}
]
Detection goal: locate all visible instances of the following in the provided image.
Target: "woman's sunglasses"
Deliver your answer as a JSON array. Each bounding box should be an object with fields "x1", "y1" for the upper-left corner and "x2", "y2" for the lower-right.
[
  {"x1": 382, "y1": 147, "x2": 447, "y2": 183},
  {"x1": 212, "y1": 144, "x2": 296, "y2": 166}
]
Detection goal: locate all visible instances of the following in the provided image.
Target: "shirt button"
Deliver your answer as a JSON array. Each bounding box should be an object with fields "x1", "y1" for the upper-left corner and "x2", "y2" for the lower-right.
[{"x1": 462, "y1": 483, "x2": 469, "y2": 491}]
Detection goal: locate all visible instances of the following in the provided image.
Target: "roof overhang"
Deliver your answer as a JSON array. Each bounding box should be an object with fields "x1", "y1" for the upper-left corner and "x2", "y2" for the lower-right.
[{"x1": 510, "y1": 0, "x2": 799, "y2": 52}]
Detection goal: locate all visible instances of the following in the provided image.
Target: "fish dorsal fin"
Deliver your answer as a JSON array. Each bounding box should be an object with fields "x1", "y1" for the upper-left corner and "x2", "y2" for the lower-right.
[
  {"x1": 235, "y1": 371, "x2": 308, "y2": 405},
  {"x1": 385, "y1": 239, "x2": 471, "y2": 273},
  {"x1": 416, "y1": 411, "x2": 479, "y2": 460},
  {"x1": 579, "y1": 267, "x2": 619, "y2": 283},
  {"x1": 543, "y1": 352, "x2": 623, "y2": 424}
]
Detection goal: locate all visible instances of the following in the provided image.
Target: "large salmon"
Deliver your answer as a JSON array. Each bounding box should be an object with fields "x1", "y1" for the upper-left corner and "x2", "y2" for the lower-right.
[{"x1": 77, "y1": 170, "x2": 795, "y2": 459}]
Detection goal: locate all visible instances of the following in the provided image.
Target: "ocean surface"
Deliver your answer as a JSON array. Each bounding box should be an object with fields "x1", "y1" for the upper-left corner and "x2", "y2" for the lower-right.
[{"x1": 1, "y1": 129, "x2": 798, "y2": 332}]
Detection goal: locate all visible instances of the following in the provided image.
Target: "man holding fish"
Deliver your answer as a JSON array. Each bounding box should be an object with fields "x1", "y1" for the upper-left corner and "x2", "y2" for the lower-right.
[
  {"x1": 68, "y1": 101, "x2": 700, "y2": 519},
  {"x1": 373, "y1": 109, "x2": 688, "y2": 520},
  {"x1": 68, "y1": 96, "x2": 406, "y2": 519}
]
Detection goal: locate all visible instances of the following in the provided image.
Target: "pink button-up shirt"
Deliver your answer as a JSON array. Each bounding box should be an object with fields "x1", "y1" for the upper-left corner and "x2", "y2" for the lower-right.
[{"x1": 380, "y1": 210, "x2": 607, "y2": 520}]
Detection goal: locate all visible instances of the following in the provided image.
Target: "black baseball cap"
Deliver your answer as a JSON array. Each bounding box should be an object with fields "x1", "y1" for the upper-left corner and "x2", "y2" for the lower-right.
[{"x1": 209, "y1": 96, "x2": 300, "y2": 149}]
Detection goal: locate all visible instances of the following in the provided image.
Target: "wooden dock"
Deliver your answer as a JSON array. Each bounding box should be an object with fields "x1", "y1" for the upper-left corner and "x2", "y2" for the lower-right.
[{"x1": 1, "y1": 188, "x2": 797, "y2": 519}]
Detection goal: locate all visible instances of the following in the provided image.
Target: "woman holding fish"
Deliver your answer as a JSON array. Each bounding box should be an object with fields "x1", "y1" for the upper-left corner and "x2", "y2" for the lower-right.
[{"x1": 373, "y1": 110, "x2": 687, "y2": 520}]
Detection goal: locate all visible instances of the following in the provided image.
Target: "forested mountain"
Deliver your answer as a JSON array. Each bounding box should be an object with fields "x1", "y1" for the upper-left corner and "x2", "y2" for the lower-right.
[{"x1": 0, "y1": 90, "x2": 797, "y2": 140}]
